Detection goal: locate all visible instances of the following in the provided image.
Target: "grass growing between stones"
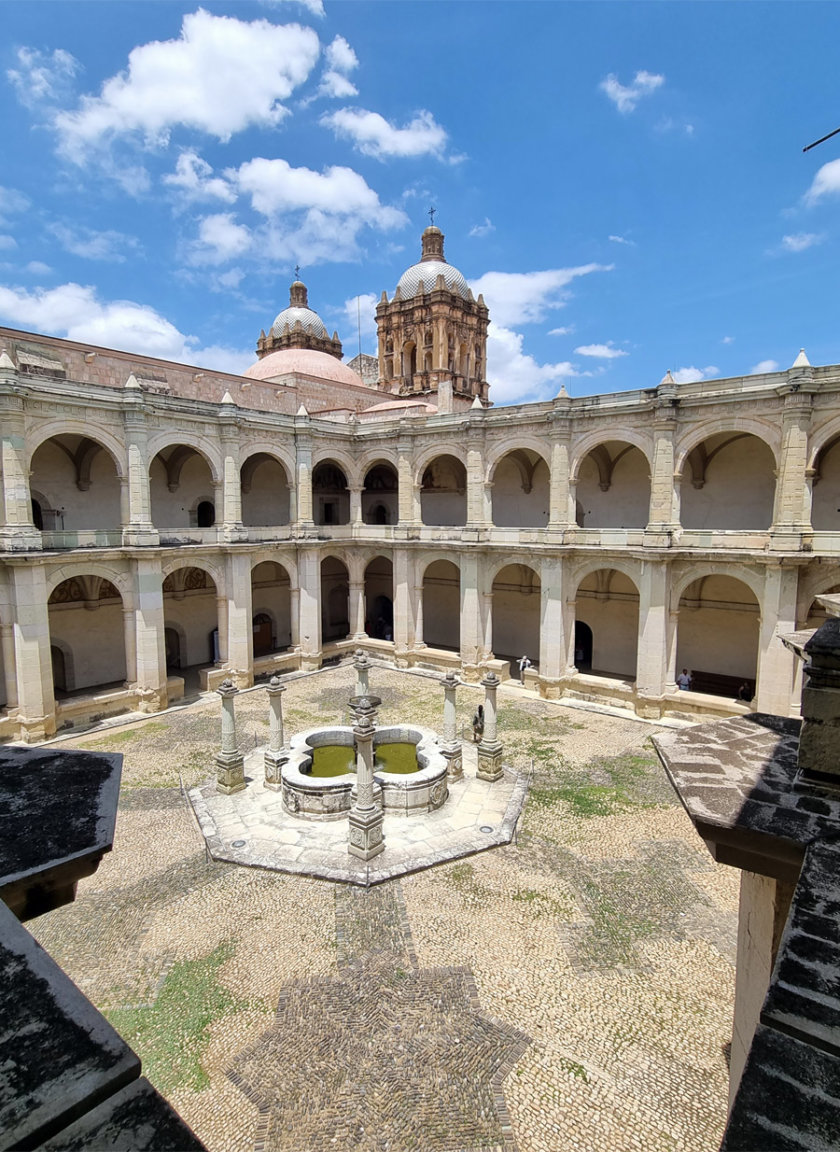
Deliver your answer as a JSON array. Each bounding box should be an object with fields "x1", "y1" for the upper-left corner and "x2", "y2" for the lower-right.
[{"x1": 105, "y1": 941, "x2": 253, "y2": 1096}]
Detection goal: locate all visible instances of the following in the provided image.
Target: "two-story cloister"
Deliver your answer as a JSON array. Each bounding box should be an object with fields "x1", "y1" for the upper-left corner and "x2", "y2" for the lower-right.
[{"x1": 1, "y1": 227, "x2": 839, "y2": 742}]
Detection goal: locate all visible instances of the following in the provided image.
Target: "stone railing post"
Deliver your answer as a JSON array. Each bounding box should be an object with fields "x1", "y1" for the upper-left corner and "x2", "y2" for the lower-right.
[
  {"x1": 347, "y1": 694, "x2": 384, "y2": 860},
  {"x1": 215, "y1": 678, "x2": 245, "y2": 794},
  {"x1": 354, "y1": 648, "x2": 371, "y2": 697},
  {"x1": 477, "y1": 671, "x2": 504, "y2": 782},
  {"x1": 440, "y1": 670, "x2": 463, "y2": 779},
  {"x1": 264, "y1": 676, "x2": 287, "y2": 791}
]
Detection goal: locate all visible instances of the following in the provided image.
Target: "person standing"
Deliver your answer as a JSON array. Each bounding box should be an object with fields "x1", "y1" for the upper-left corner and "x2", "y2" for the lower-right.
[
  {"x1": 676, "y1": 668, "x2": 692, "y2": 691},
  {"x1": 518, "y1": 655, "x2": 532, "y2": 683}
]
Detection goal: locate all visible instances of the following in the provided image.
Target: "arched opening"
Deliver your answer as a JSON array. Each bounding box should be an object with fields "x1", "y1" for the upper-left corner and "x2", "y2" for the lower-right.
[
  {"x1": 574, "y1": 622, "x2": 593, "y2": 670},
  {"x1": 403, "y1": 340, "x2": 417, "y2": 381},
  {"x1": 362, "y1": 463, "x2": 398, "y2": 525},
  {"x1": 251, "y1": 561, "x2": 292, "y2": 655},
  {"x1": 459, "y1": 343, "x2": 468, "y2": 377},
  {"x1": 29, "y1": 435, "x2": 121, "y2": 533},
  {"x1": 676, "y1": 575, "x2": 760, "y2": 697},
  {"x1": 364, "y1": 557, "x2": 394, "y2": 640},
  {"x1": 252, "y1": 613, "x2": 273, "y2": 658},
  {"x1": 312, "y1": 461, "x2": 350, "y2": 526},
  {"x1": 164, "y1": 627, "x2": 181, "y2": 670},
  {"x1": 420, "y1": 455, "x2": 467, "y2": 526},
  {"x1": 422, "y1": 559, "x2": 460, "y2": 650},
  {"x1": 241, "y1": 453, "x2": 292, "y2": 527},
  {"x1": 802, "y1": 584, "x2": 840, "y2": 629},
  {"x1": 150, "y1": 445, "x2": 215, "y2": 531},
  {"x1": 321, "y1": 557, "x2": 349, "y2": 642},
  {"x1": 811, "y1": 438, "x2": 840, "y2": 531},
  {"x1": 575, "y1": 442, "x2": 650, "y2": 529},
  {"x1": 491, "y1": 564, "x2": 540, "y2": 669},
  {"x1": 162, "y1": 567, "x2": 219, "y2": 690},
  {"x1": 574, "y1": 569, "x2": 639, "y2": 679},
  {"x1": 424, "y1": 350, "x2": 433, "y2": 372},
  {"x1": 491, "y1": 450, "x2": 550, "y2": 527},
  {"x1": 680, "y1": 433, "x2": 775, "y2": 529},
  {"x1": 48, "y1": 575, "x2": 126, "y2": 695}
]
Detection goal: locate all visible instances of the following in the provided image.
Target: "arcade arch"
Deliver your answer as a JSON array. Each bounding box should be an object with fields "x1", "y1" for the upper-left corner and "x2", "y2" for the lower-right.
[
  {"x1": 491, "y1": 564, "x2": 540, "y2": 667},
  {"x1": 251, "y1": 561, "x2": 292, "y2": 655},
  {"x1": 162, "y1": 566, "x2": 219, "y2": 672},
  {"x1": 321, "y1": 556, "x2": 350, "y2": 642},
  {"x1": 575, "y1": 441, "x2": 650, "y2": 528},
  {"x1": 364, "y1": 556, "x2": 393, "y2": 639},
  {"x1": 313, "y1": 461, "x2": 350, "y2": 526},
  {"x1": 676, "y1": 575, "x2": 759, "y2": 695},
  {"x1": 680, "y1": 433, "x2": 775, "y2": 530},
  {"x1": 241, "y1": 453, "x2": 291, "y2": 527},
  {"x1": 362, "y1": 463, "x2": 398, "y2": 525},
  {"x1": 29, "y1": 435, "x2": 122, "y2": 531},
  {"x1": 48, "y1": 575, "x2": 126, "y2": 694},
  {"x1": 574, "y1": 568, "x2": 639, "y2": 679},
  {"x1": 422, "y1": 559, "x2": 460, "y2": 650},
  {"x1": 421, "y1": 455, "x2": 467, "y2": 526},
  {"x1": 491, "y1": 450, "x2": 550, "y2": 528},
  {"x1": 150, "y1": 446, "x2": 216, "y2": 530}
]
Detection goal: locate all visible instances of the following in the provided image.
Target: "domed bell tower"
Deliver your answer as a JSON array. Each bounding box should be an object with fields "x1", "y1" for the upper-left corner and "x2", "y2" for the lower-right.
[
  {"x1": 256, "y1": 276, "x2": 343, "y2": 361},
  {"x1": 375, "y1": 222, "x2": 490, "y2": 410}
]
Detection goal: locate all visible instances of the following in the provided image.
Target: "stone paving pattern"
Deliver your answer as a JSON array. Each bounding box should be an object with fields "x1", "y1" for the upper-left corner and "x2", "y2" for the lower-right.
[{"x1": 28, "y1": 664, "x2": 740, "y2": 1152}]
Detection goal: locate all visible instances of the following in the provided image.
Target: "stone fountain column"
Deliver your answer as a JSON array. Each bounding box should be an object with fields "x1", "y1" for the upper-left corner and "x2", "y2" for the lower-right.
[
  {"x1": 440, "y1": 670, "x2": 463, "y2": 780},
  {"x1": 353, "y1": 648, "x2": 371, "y2": 697},
  {"x1": 264, "y1": 675, "x2": 287, "y2": 792},
  {"x1": 347, "y1": 694, "x2": 385, "y2": 861},
  {"x1": 477, "y1": 671, "x2": 504, "y2": 782},
  {"x1": 215, "y1": 678, "x2": 245, "y2": 794}
]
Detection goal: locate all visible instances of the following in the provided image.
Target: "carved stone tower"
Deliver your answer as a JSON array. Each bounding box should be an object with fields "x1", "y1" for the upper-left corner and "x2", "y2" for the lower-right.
[
  {"x1": 256, "y1": 278, "x2": 343, "y2": 361},
  {"x1": 375, "y1": 226, "x2": 489, "y2": 409}
]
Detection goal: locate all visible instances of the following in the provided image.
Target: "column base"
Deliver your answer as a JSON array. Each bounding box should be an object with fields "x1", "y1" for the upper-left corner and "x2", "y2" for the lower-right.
[
  {"x1": 221, "y1": 523, "x2": 249, "y2": 543},
  {"x1": 264, "y1": 750, "x2": 287, "y2": 790},
  {"x1": 122, "y1": 525, "x2": 160, "y2": 547},
  {"x1": 215, "y1": 751, "x2": 246, "y2": 794},
  {"x1": 0, "y1": 527, "x2": 43, "y2": 552},
  {"x1": 16, "y1": 712, "x2": 56, "y2": 743},
  {"x1": 442, "y1": 744, "x2": 463, "y2": 780},
  {"x1": 477, "y1": 740, "x2": 504, "y2": 782},
  {"x1": 460, "y1": 662, "x2": 483, "y2": 684},
  {"x1": 642, "y1": 528, "x2": 675, "y2": 548},
  {"x1": 769, "y1": 530, "x2": 811, "y2": 552},
  {"x1": 538, "y1": 676, "x2": 566, "y2": 700},
  {"x1": 227, "y1": 667, "x2": 253, "y2": 690},
  {"x1": 135, "y1": 686, "x2": 168, "y2": 714},
  {"x1": 348, "y1": 805, "x2": 385, "y2": 860}
]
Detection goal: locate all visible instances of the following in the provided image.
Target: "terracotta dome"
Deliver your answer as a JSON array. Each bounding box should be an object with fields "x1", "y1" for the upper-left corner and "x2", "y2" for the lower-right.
[{"x1": 244, "y1": 348, "x2": 364, "y2": 386}]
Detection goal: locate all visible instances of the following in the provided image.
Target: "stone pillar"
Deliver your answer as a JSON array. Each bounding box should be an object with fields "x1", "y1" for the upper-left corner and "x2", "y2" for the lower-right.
[
  {"x1": 263, "y1": 676, "x2": 287, "y2": 791},
  {"x1": 770, "y1": 389, "x2": 813, "y2": 548},
  {"x1": 392, "y1": 548, "x2": 412, "y2": 665},
  {"x1": 635, "y1": 559, "x2": 671, "y2": 716},
  {"x1": 1, "y1": 622, "x2": 18, "y2": 711},
  {"x1": 440, "y1": 670, "x2": 463, "y2": 779},
  {"x1": 347, "y1": 694, "x2": 385, "y2": 861},
  {"x1": 729, "y1": 871, "x2": 796, "y2": 1106},
  {"x1": 477, "y1": 670, "x2": 504, "y2": 781},
  {"x1": 645, "y1": 406, "x2": 678, "y2": 540},
  {"x1": 755, "y1": 565, "x2": 798, "y2": 716},
  {"x1": 414, "y1": 583, "x2": 426, "y2": 649},
  {"x1": 465, "y1": 440, "x2": 486, "y2": 528},
  {"x1": 0, "y1": 392, "x2": 41, "y2": 551},
  {"x1": 122, "y1": 396, "x2": 158, "y2": 546},
  {"x1": 295, "y1": 423, "x2": 314, "y2": 529},
  {"x1": 220, "y1": 417, "x2": 247, "y2": 543},
  {"x1": 290, "y1": 586, "x2": 301, "y2": 649},
  {"x1": 539, "y1": 558, "x2": 567, "y2": 696},
  {"x1": 547, "y1": 412, "x2": 572, "y2": 531},
  {"x1": 122, "y1": 604, "x2": 137, "y2": 688},
  {"x1": 10, "y1": 564, "x2": 55, "y2": 741},
  {"x1": 297, "y1": 549, "x2": 321, "y2": 669},
  {"x1": 133, "y1": 556, "x2": 167, "y2": 712},
  {"x1": 225, "y1": 552, "x2": 253, "y2": 687},
  {"x1": 349, "y1": 486, "x2": 363, "y2": 525},
  {"x1": 354, "y1": 649, "x2": 371, "y2": 696},
  {"x1": 215, "y1": 593, "x2": 229, "y2": 664},
  {"x1": 397, "y1": 448, "x2": 419, "y2": 526},
  {"x1": 459, "y1": 553, "x2": 484, "y2": 681},
  {"x1": 349, "y1": 579, "x2": 366, "y2": 639},
  {"x1": 215, "y1": 678, "x2": 245, "y2": 794}
]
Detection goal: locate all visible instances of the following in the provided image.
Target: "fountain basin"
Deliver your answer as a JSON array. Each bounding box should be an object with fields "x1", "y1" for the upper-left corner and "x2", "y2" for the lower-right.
[{"x1": 281, "y1": 725, "x2": 449, "y2": 820}]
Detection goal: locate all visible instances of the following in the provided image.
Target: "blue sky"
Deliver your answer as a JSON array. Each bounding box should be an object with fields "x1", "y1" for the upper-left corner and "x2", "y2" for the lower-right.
[{"x1": 1, "y1": 0, "x2": 839, "y2": 404}]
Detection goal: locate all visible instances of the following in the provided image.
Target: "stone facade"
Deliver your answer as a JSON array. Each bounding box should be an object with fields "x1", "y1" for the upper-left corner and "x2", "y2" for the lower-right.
[{"x1": 2, "y1": 233, "x2": 840, "y2": 743}]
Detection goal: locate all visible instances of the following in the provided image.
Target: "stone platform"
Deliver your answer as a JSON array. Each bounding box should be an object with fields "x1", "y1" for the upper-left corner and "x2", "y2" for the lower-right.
[{"x1": 189, "y1": 742, "x2": 527, "y2": 885}]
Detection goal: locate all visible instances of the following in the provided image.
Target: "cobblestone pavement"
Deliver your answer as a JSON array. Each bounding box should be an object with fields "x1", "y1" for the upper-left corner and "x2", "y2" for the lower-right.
[
  {"x1": 230, "y1": 883, "x2": 529, "y2": 1151},
  {"x1": 28, "y1": 665, "x2": 739, "y2": 1152}
]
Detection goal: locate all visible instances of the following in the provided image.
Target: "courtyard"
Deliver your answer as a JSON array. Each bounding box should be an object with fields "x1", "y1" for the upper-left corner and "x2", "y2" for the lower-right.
[{"x1": 29, "y1": 665, "x2": 739, "y2": 1152}]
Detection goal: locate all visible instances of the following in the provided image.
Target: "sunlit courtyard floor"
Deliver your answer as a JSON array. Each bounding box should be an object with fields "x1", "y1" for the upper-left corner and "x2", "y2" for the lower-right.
[{"x1": 29, "y1": 665, "x2": 739, "y2": 1152}]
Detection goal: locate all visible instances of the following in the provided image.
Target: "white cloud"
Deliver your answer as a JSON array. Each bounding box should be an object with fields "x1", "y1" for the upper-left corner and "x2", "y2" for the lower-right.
[
  {"x1": 341, "y1": 293, "x2": 378, "y2": 340},
  {"x1": 608, "y1": 234, "x2": 635, "y2": 246},
  {"x1": 0, "y1": 279, "x2": 252, "y2": 369},
  {"x1": 321, "y1": 107, "x2": 448, "y2": 159},
  {"x1": 575, "y1": 342, "x2": 628, "y2": 359},
  {"x1": 804, "y1": 158, "x2": 840, "y2": 206},
  {"x1": 48, "y1": 223, "x2": 141, "y2": 262},
  {"x1": 316, "y1": 36, "x2": 359, "y2": 99},
  {"x1": 781, "y1": 232, "x2": 824, "y2": 253},
  {"x1": 0, "y1": 187, "x2": 30, "y2": 226},
  {"x1": 722, "y1": 335, "x2": 735, "y2": 345},
  {"x1": 25, "y1": 261, "x2": 52, "y2": 276},
  {"x1": 7, "y1": 47, "x2": 80, "y2": 110},
  {"x1": 190, "y1": 213, "x2": 254, "y2": 265},
  {"x1": 672, "y1": 365, "x2": 720, "y2": 383},
  {"x1": 236, "y1": 157, "x2": 400, "y2": 219},
  {"x1": 600, "y1": 70, "x2": 664, "y2": 114},
  {"x1": 164, "y1": 151, "x2": 237, "y2": 203},
  {"x1": 486, "y1": 323, "x2": 586, "y2": 405},
  {"x1": 548, "y1": 326, "x2": 574, "y2": 336},
  {"x1": 469, "y1": 264, "x2": 612, "y2": 328},
  {"x1": 53, "y1": 11, "x2": 320, "y2": 154},
  {"x1": 749, "y1": 359, "x2": 779, "y2": 375},
  {"x1": 258, "y1": 0, "x2": 325, "y2": 15},
  {"x1": 469, "y1": 218, "x2": 495, "y2": 238},
  {"x1": 654, "y1": 116, "x2": 695, "y2": 136},
  {"x1": 0, "y1": 236, "x2": 17, "y2": 251}
]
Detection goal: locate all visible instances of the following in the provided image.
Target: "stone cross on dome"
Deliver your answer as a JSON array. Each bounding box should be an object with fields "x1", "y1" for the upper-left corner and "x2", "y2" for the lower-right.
[
  {"x1": 428, "y1": 205, "x2": 436, "y2": 226},
  {"x1": 294, "y1": 264, "x2": 301, "y2": 280}
]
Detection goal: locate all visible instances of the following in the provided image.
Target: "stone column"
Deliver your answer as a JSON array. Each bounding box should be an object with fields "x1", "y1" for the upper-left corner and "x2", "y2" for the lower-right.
[
  {"x1": 414, "y1": 583, "x2": 426, "y2": 649},
  {"x1": 122, "y1": 393, "x2": 158, "y2": 546},
  {"x1": 770, "y1": 389, "x2": 813, "y2": 549},
  {"x1": 263, "y1": 676, "x2": 287, "y2": 791},
  {"x1": 635, "y1": 559, "x2": 671, "y2": 717},
  {"x1": 755, "y1": 565, "x2": 798, "y2": 716},
  {"x1": 459, "y1": 552, "x2": 484, "y2": 681},
  {"x1": 225, "y1": 552, "x2": 254, "y2": 687},
  {"x1": 295, "y1": 421, "x2": 314, "y2": 530},
  {"x1": 215, "y1": 593, "x2": 229, "y2": 665},
  {"x1": 349, "y1": 486, "x2": 363, "y2": 525},
  {"x1": 547, "y1": 410, "x2": 572, "y2": 532},
  {"x1": 132, "y1": 556, "x2": 167, "y2": 712},
  {"x1": 397, "y1": 449, "x2": 419, "y2": 526},
  {"x1": 0, "y1": 390, "x2": 41, "y2": 551},
  {"x1": 440, "y1": 670, "x2": 463, "y2": 779},
  {"x1": 215, "y1": 678, "x2": 245, "y2": 794},
  {"x1": 297, "y1": 549, "x2": 321, "y2": 669},
  {"x1": 10, "y1": 564, "x2": 55, "y2": 741},
  {"x1": 354, "y1": 649, "x2": 371, "y2": 696},
  {"x1": 122, "y1": 604, "x2": 137, "y2": 688},
  {"x1": 349, "y1": 579, "x2": 366, "y2": 639},
  {"x1": 347, "y1": 694, "x2": 385, "y2": 861},
  {"x1": 645, "y1": 406, "x2": 679, "y2": 541},
  {"x1": 465, "y1": 440, "x2": 486, "y2": 529},
  {"x1": 220, "y1": 416, "x2": 247, "y2": 543},
  {"x1": 477, "y1": 671, "x2": 504, "y2": 781},
  {"x1": 539, "y1": 558, "x2": 566, "y2": 697},
  {"x1": 392, "y1": 548, "x2": 412, "y2": 666},
  {"x1": 1, "y1": 622, "x2": 18, "y2": 711}
]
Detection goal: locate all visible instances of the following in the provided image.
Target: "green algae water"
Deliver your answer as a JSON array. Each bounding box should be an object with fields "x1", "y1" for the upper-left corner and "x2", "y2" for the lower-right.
[
  {"x1": 309, "y1": 745, "x2": 355, "y2": 777},
  {"x1": 374, "y1": 742, "x2": 419, "y2": 774}
]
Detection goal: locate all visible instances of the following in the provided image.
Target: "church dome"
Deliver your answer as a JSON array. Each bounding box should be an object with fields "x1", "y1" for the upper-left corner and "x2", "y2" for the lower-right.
[
  {"x1": 270, "y1": 293, "x2": 329, "y2": 340},
  {"x1": 394, "y1": 225, "x2": 470, "y2": 301},
  {"x1": 244, "y1": 348, "x2": 363, "y2": 387}
]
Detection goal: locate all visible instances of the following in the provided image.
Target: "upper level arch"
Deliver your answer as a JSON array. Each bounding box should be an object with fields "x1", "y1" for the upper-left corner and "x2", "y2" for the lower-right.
[
  {"x1": 489, "y1": 447, "x2": 550, "y2": 529},
  {"x1": 145, "y1": 433, "x2": 222, "y2": 483},
  {"x1": 27, "y1": 422, "x2": 126, "y2": 480},
  {"x1": 569, "y1": 429, "x2": 653, "y2": 482},
  {"x1": 419, "y1": 454, "x2": 467, "y2": 527},
  {"x1": 572, "y1": 439, "x2": 651, "y2": 529},
  {"x1": 29, "y1": 432, "x2": 124, "y2": 532},
  {"x1": 484, "y1": 436, "x2": 550, "y2": 481},
  {"x1": 674, "y1": 420, "x2": 779, "y2": 475},
  {"x1": 45, "y1": 560, "x2": 132, "y2": 603},
  {"x1": 677, "y1": 431, "x2": 776, "y2": 530},
  {"x1": 160, "y1": 555, "x2": 225, "y2": 591},
  {"x1": 671, "y1": 562, "x2": 765, "y2": 608}
]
